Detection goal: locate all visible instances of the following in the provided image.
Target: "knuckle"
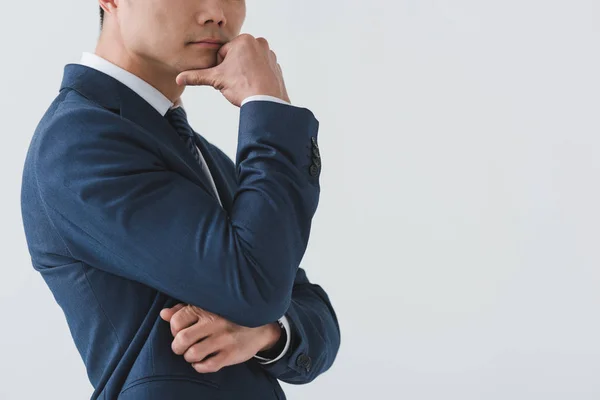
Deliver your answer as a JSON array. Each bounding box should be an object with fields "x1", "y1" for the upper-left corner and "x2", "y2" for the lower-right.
[
  {"x1": 204, "y1": 359, "x2": 214, "y2": 368},
  {"x1": 171, "y1": 315, "x2": 189, "y2": 330},
  {"x1": 184, "y1": 346, "x2": 197, "y2": 361},
  {"x1": 171, "y1": 319, "x2": 183, "y2": 333},
  {"x1": 207, "y1": 312, "x2": 220, "y2": 324},
  {"x1": 171, "y1": 340, "x2": 180, "y2": 354},
  {"x1": 187, "y1": 304, "x2": 199, "y2": 314},
  {"x1": 188, "y1": 304, "x2": 201, "y2": 312},
  {"x1": 187, "y1": 305, "x2": 203, "y2": 319},
  {"x1": 191, "y1": 72, "x2": 206, "y2": 85},
  {"x1": 177, "y1": 329, "x2": 189, "y2": 343},
  {"x1": 240, "y1": 33, "x2": 254, "y2": 43},
  {"x1": 182, "y1": 74, "x2": 195, "y2": 85},
  {"x1": 204, "y1": 359, "x2": 220, "y2": 373},
  {"x1": 194, "y1": 361, "x2": 207, "y2": 373},
  {"x1": 256, "y1": 37, "x2": 269, "y2": 47}
]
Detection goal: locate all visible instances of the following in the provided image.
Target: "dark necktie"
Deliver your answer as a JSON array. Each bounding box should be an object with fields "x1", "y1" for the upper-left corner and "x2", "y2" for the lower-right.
[{"x1": 165, "y1": 106, "x2": 202, "y2": 166}]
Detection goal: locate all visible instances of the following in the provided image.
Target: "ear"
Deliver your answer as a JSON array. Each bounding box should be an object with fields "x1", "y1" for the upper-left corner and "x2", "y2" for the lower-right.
[{"x1": 99, "y1": 0, "x2": 118, "y2": 14}]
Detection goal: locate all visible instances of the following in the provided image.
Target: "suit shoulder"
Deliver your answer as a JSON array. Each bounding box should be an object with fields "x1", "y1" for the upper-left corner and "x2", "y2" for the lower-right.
[
  {"x1": 50, "y1": 90, "x2": 124, "y2": 136},
  {"x1": 31, "y1": 90, "x2": 157, "y2": 193},
  {"x1": 31, "y1": 89, "x2": 125, "y2": 157}
]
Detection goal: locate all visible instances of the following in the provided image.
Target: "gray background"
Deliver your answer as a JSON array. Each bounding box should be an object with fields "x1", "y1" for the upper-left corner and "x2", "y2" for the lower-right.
[{"x1": 3, "y1": 0, "x2": 600, "y2": 399}]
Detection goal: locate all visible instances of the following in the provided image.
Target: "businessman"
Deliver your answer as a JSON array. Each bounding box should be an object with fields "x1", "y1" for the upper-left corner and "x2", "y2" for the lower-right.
[{"x1": 20, "y1": 0, "x2": 340, "y2": 399}]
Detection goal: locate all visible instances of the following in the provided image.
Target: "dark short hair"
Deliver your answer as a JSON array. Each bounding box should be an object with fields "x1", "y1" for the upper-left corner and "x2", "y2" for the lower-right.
[{"x1": 100, "y1": 6, "x2": 104, "y2": 29}]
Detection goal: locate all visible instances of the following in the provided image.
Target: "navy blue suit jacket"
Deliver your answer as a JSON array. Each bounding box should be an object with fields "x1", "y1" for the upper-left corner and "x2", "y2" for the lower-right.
[{"x1": 20, "y1": 64, "x2": 340, "y2": 399}]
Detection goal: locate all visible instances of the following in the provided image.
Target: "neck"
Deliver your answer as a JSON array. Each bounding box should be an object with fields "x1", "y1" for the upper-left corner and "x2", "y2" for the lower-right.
[{"x1": 95, "y1": 27, "x2": 184, "y2": 104}]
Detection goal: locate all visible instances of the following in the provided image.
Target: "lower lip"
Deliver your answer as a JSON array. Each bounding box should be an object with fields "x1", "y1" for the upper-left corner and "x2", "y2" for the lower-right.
[{"x1": 190, "y1": 42, "x2": 222, "y2": 48}]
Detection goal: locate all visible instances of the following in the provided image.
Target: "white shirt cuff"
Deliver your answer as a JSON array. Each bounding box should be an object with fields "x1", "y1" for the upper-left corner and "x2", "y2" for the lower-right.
[
  {"x1": 252, "y1": 315, "x2": 291, "y2": 365},
  {"x1": 241, "y1": 95, "x2": 294, "y2": 107}
]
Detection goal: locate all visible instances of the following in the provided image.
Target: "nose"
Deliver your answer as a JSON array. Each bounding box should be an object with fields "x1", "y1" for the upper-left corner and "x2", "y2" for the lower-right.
[{"x1": 196, "y1": 1, "x2": 226, "y2": 27}]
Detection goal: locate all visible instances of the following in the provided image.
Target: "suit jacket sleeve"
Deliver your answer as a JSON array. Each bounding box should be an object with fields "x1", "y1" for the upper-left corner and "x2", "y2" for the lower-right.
[
  {"x1": 257, "y1": 267, "x2": 341, "y2": 384},
  {"x1": 207, "y1": 134, "x2": 340, "y2": 383},
  {"x1": 34, "y1": 100, "x2": 320, "y2": 328}
]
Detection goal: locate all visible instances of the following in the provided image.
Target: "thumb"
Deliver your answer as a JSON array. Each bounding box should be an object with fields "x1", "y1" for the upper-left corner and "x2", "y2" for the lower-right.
[
  {"x1": 160, "y1": 303, "x2": 186, "y2": 321},
  {"x1": 176, "y1": 66, "x2": 222, "y2": 88}
]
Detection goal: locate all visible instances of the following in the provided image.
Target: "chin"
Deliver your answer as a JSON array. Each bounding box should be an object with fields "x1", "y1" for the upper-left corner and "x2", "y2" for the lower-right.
[
  {"x1": 171, "y1": 48, "x2": 219, "y2": 73},
  {"x1": 183, "y1": 54, "x2": 219, "y2": 70}
]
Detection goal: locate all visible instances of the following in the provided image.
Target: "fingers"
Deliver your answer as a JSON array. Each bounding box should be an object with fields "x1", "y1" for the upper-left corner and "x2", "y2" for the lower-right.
[
  {"x1": 176, "y1": 35, "x2": 243, "y2": 86},
  {"x1": 217, "y1": 49, "x2": 225, "y2": 65},
  {"x1": 172, "y1": 321, "x2": 212, "y2": 355},
  {"x1": 175, "y1": 32, "x2": 285, "y2": 106},
  {"x1": 180, "y1": 334, "x2": 223, "y2": 363},
  {"x1": 192, "y1": 350, "x2": 230, "y2": 374},
  {"x1": 168, "y1": 306, "x2": 201, "y2": 337},
  {"x1": 256, "y1": 36, "x2": 269, "y2": 49},
  {"x1": 176, "y1": 66, "x2": 221, "y2": 87},
  {"x1": 159, "y1": 303, "x2": 185, "y2": 322},
  {"x1": 257, "y1": 38, "x2": 277, "y2": 65},
  {"x1": 217, "y1": 37, "x2": 236, "y2": 60}
]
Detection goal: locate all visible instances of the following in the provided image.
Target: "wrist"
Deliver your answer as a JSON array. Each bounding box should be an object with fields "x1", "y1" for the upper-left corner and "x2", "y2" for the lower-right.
[{"x1": 259, "y1": 322, "x2": 282, "y2": 352}]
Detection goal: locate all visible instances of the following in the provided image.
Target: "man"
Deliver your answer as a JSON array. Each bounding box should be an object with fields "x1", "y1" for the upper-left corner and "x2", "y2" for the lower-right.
[{"x1": 19, "y1": 0, "x2": 340, "y2": 398}]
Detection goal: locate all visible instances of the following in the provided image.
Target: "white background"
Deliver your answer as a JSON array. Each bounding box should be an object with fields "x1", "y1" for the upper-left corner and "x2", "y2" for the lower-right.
[{"x1": 2, "y1": 0, "x2": 600, "y2": 399}]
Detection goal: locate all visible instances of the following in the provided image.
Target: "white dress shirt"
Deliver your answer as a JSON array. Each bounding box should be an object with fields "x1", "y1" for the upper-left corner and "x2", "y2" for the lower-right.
[{"x1": 78, "y1": 51, "x2": 292, "y2": 365}]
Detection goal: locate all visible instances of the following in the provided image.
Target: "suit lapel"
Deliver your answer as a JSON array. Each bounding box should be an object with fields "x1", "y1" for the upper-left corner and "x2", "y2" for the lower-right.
[
  {"x1": 193, "y1": 134, "x2": 234, "y2": 212},
  {"x1": 118, "y1": 85, "x2": 221, "y2": 202},
  {"x1": 60, "y1": 63, "x2": 222, "y2": 204}
]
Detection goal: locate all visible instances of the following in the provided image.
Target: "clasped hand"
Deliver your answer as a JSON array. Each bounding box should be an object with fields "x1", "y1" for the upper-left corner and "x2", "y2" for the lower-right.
[{"x1": 160, "y1": 303, "x2": 280, "y2": 373}]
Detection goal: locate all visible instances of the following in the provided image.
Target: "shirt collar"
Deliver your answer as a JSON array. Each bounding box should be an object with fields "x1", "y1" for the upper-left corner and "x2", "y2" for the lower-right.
[{"x1": 78, "y1": 52, "x2": 183, "y2": 116}]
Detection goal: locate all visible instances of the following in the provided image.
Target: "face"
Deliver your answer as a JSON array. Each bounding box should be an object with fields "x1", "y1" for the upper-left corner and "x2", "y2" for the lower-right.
[{"x1": 114, "y1": 0, "x2": 246, "y2": 74}]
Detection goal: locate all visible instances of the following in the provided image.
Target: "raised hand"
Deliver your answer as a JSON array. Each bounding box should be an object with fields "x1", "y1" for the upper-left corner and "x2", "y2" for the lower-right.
[{"x1": 176, "y1": 33, "x2": 290, "y2": 107}]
